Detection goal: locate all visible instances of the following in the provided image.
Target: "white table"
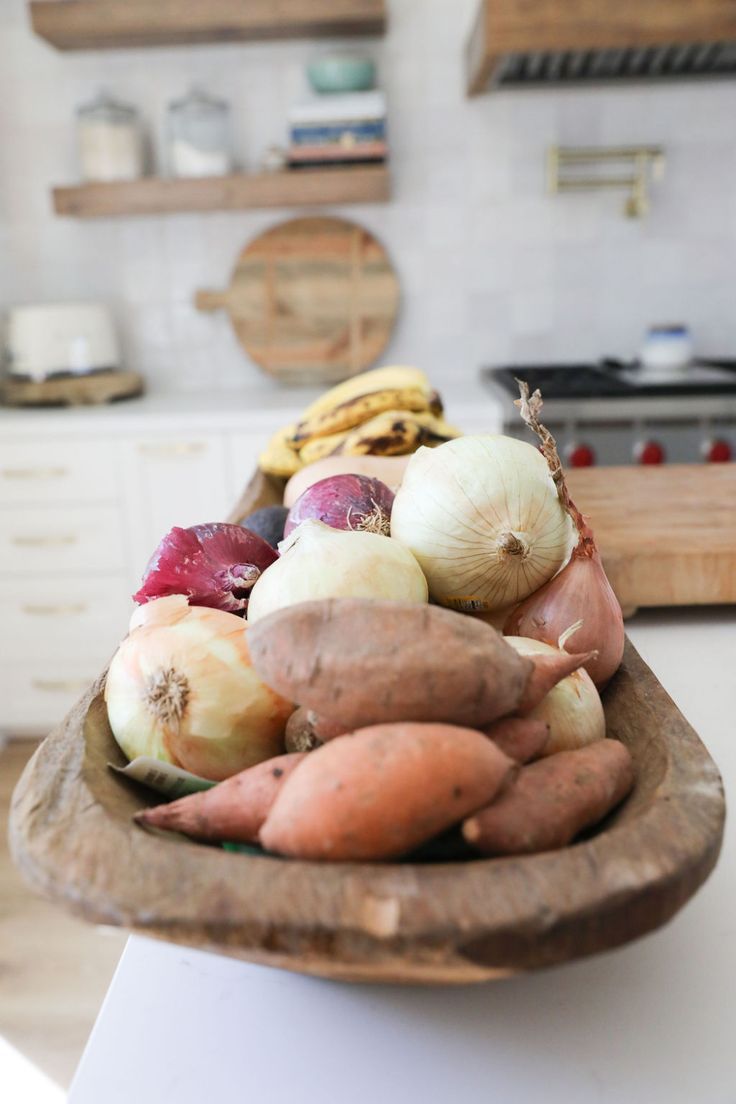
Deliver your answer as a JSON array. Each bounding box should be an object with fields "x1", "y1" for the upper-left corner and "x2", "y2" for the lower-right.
[{"x1": 69, "y1": 609, "x2": 736, "y2": 1104}]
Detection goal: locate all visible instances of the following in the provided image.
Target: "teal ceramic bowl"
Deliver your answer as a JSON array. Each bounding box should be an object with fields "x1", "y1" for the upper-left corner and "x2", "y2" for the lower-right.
[{"x1": 307, "y1": 56, "x2": 376, "y2": 94}]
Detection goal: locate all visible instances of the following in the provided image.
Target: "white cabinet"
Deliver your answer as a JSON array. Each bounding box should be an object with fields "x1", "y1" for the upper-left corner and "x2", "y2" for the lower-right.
[
  {"x1": 0, "y1": 415, "x2": 275, "y2": 736},
  {"x1": 120, "y1": 433, "x2": 233, "y2": 580}
]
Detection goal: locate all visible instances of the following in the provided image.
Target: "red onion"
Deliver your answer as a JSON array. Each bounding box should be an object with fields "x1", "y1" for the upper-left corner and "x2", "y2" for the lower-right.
[
  {"x1": 284, "y1": 474, "x2": 394, "y2": 540},
  {"x1": 133, "y1": 522, "x2": 277, "y2": 617},
  {"x1": 504, "y1": 383, "x2": 625, "y2": 688}
]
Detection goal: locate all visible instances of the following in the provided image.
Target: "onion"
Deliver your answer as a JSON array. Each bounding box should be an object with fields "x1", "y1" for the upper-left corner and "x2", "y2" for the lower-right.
[
  {"x1": 390, "y1": 436, "x2": 574, "y2": 613},
  {"x1": 504, "y1": 383, "x2": 625, "y2": 687},
  {"x1": 505, "y1": 635, "x2": 605, "y2": 755},
  {"x1": 105, "y1": 595, "x2": 293, "y2": 781},
  {"x1": 284, "y1": 474, "x2": 395, "y2": 539},
  {"x1": 241, "y1": 505, "x2": 289, "y2": 550},
  {"x1": 133, "y1": 522, "x2": 277, "y2": 617},
  {"x1": 247, "y1": 519, "x2": 428, "y2": 623},
  {"x1": 284, "y1": 455, "x2": 412, "y2": 508}
]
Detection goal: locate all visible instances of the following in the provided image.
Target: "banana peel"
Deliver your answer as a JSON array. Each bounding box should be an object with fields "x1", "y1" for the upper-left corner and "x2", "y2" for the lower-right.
[
  {"x1": 258, "y1": 369, "x2": 461, "y2": 477},
  {"x1": 291, "y1": 386, "x2": 443, "y2": 445},
  {"x1": 259, "y1": 423, "x2": 302, "y2": 478},
  {"x1": 291, "y1": 365, "x2": 436, "y2": 442},
  {"x1": 332, "y1": 408, "x2": 462, "y2": 457}
]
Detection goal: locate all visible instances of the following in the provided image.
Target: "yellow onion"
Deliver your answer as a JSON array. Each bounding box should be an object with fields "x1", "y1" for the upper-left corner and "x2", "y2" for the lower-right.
[
  {"x1": 390, "y1": 436, "x2": 574, "y2": 614},
  {"x1": 105, "y1": 595, "x2": 293, "y2": 781},
  {"x1": 505, "y1": 635, "x2": 605, "y2": 755},
  {"x1": 247, "y1": 519, "x2": 428, "y2": 623}
]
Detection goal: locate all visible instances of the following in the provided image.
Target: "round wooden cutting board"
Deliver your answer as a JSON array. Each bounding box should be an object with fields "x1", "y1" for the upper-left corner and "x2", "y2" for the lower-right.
[{"x1": 195, "y1": 215, "x2": 400, "y2": 384}]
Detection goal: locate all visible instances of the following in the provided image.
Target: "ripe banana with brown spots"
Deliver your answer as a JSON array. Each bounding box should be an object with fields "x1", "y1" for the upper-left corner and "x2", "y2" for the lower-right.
[
  {"x1": 290, "y1": 385, "x2": 443, "y2": 445},
  {"x1": 258, "y1": 423, "x2": 302, "y2": 478},
  {"x1": 331, "y1": 408, "x2": 462, "y2": 457}
]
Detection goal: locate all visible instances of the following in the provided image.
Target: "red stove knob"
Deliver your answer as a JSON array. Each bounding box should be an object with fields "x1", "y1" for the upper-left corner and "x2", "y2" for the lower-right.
[
  {"x1": 567, "y1": 443, "x2": 595, "y2": 467},
  {"x1": 636, "y1": 440, "x2": 665, "y2": 465},
  {"x1": 704, "y1": 439, "x2": 732, "y2": 463}
]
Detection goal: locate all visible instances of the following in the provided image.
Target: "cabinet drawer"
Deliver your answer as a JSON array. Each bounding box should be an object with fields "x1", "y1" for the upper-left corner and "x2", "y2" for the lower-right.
[
  {"x1": 0, "y1": 661, "x2": 100, "y2": 733},
  {"x1": 0, "y1": 505, "x2": 126, "y2": 575},
  {"x1": 0, "y1": 577, "x2": 131, "y2": 661},
  {"x1": 0, "y1": 440, "x2": 116, "y2": 504}
]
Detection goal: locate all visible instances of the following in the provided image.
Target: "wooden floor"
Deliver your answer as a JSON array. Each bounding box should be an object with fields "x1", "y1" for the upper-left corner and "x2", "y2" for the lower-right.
[{"x1": 0, "y1": 739, "x2": 127, "y2": 1089}]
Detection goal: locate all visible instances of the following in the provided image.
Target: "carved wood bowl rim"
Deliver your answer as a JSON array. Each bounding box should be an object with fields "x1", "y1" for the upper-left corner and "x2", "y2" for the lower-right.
[{"x1": 8, "y1": 636, "x2": 726, "y2": 985}]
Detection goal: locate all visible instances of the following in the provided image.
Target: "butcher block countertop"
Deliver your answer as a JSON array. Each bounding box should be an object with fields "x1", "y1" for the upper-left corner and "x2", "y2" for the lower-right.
[{"x1": 567, "y1": 464, "x2": 736, "y2": 615}]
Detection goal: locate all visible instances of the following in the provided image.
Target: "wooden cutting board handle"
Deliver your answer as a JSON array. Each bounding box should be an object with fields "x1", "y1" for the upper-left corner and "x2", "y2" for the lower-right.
[{"x1": 194, "y1": 288, "x2": 229, "y2": 312}]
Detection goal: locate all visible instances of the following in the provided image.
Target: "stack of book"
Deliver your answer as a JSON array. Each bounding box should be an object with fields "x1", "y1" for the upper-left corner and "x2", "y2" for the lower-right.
[{"x1": 288, "y1": 91, "x2": 387, "y2": 168}]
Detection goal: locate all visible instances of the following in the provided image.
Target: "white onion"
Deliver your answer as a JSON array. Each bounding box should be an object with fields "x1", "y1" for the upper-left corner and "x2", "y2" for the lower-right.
[
  {"x1": 246, "y1": 519, "x2": 428, "y2": 623},
  {"x1": 390, "y1": 436, "x2": 574, "y2": 614},
  {"x1": 505, "y1": 635, "x2": 605, "y2": 755}
]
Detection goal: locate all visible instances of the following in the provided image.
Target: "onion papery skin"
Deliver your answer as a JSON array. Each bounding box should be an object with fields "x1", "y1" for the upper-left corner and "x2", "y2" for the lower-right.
[
  {"x1": 284, "y1": 473, "x2": 395, "y2": 539},
  {"x1": 390, "y1": 437, "x2": 574, "y2": 614},
  {"x1": 505, "y1": 636, "x2": 605, "y2": 756},
  {"x1": 284, "y1": 455, "x2": 411, "y2": 508},
  {"x1": 133, "y1": 522, "x2": 278, "y2": 617},
  {"x1": 246, "y1": 519, "x2": 428, "y2": 623},
  {"x1": 504, "y1": 534, "x2": 624, "y2": 688},
  {"x1": 106, "y1": 595, "x2": 293, "y2": 781}
]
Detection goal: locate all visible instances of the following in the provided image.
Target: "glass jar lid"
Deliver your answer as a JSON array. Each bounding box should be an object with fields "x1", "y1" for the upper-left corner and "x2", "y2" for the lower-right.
[
  {"x1": 168, "y1": 86, "x2": 229, "y2": 119},
  {"x1": 77, "y1": 90, "x2": 138, "y2": 125}
]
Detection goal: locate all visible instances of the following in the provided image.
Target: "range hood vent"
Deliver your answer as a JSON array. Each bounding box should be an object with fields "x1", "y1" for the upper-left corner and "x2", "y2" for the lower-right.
[{"x1": 467, "y1": 1, "x2": 736, "y2": 93}]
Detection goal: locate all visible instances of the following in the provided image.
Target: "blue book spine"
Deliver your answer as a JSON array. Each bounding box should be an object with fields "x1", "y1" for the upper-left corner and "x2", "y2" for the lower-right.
[{"x1": 290, "y1": 120, "x2": 386, "y2": 145}]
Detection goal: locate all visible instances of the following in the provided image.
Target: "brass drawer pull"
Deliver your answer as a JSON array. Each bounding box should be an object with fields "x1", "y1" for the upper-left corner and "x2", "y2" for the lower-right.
[
  {"x1": 137, "y1": 442, "x2": 207, "y2": 458},
  {"x1": 11, "y1": 534, "x2": 78, "y2": 547},
  {"x1": 1, "y1": 466, "x2": 68, "y2": 479},
  {"x1": 32, "y1": 677, "x2": 90, "y2": 693},
  {"x1": 22, "y1": 602, "x2": 88, "y2": 616}
]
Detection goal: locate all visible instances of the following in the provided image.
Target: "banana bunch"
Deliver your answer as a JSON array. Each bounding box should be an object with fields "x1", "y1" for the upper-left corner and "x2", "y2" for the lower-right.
[{"x1": 260, "y1": 366, "x2": 461, "y2": 477}]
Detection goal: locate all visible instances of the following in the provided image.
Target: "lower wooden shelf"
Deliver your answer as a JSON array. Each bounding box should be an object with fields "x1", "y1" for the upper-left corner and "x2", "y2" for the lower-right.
[{"x1": 52, "y1": 165, "x2": 390, "y2": 218}]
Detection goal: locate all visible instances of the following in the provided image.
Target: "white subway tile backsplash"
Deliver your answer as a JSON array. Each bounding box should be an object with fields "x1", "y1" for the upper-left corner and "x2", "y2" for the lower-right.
[{"x1": 0, "y1": 0, "x2": 735, "y2": 390}]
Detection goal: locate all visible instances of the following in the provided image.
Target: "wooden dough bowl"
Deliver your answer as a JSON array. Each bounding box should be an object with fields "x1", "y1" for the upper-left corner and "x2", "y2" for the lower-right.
[{"x1": 9, "y1": 471, "x2": 726, "y2": 985}]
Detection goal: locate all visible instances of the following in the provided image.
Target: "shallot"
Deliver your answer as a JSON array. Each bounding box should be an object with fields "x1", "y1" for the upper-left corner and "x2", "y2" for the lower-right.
[
  {"x1": 503, "y1": 383, "x2": 625, "y2": 687},
  {"x1": 284, "y1": 473, "x2": 395, "y2": 539},
  {"x1": 133, "y1": 522, "x2": 277, "y2": 616},
  {"x1": 505, "y1": 635, "x2": 606, "y2": 755}
]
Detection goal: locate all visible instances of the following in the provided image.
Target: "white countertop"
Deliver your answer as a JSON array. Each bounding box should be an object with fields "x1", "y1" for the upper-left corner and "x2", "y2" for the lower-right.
[
  {"x1": 0, "y1": 378, "x2": 502, "y2": 437},
  {"x1": 68, "y1": 607, "x2": 735, "y2": 1104}
]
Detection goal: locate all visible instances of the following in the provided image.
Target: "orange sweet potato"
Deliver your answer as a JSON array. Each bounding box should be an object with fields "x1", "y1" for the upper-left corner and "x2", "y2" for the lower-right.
[
  {"x1": 248, "y1": 598, "x2": 593, "y2": 731},
  {"x1": 484, "y1": 716, "x2": 550, "y2": 763},
  {"x1": 462, "y1": 739, "x2": 634, "y2": 855},
  {"x1": 134, "y1": 752, "x2": 307, "y2": 843},
  {"x1": 259, "y1": 721, "x2": 516, "y2": 861}
]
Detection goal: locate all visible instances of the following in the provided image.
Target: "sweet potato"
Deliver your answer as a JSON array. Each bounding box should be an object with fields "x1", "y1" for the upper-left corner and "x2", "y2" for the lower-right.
[
  {"x1": 462, "y1": 739, "x2": 634, "y2": 855},
  {"x1": 484, "y1": 717, "x2": 550, "y2": 763},
  {"x1": 248, "y1": 598, "x2": 594, "y2": 731},
  {"x1": 260, "y1": 722, "x2": 516, "y2": 861},
  {"x1": 134, "y1": 752, "x2": 306, "y2": 843},
  {"x1": 284, "y1": 706, "x2": 347, "y2": 752}
]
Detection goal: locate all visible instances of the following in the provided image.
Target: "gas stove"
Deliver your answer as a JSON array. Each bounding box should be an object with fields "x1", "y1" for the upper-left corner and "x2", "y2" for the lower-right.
[{"x1": 482, "y1": 359, "x2": 736, "y2": 466}]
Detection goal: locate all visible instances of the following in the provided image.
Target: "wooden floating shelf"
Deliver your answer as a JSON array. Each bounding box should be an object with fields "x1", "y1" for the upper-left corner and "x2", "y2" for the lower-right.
[
  {"x1": 466, "y1": 0, "x2": 736, "y2": 95},
  {"x1": 30, "y1": 0, "x2": 386, "y2": 51},
  {"x1": 51, "y1": 166, "x2": 391, "y2": 218}
]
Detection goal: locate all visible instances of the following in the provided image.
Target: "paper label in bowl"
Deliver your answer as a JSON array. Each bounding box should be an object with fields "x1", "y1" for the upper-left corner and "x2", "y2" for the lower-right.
[{"x1": 109, "y1": 757, "x2": 216, "y2": 798}]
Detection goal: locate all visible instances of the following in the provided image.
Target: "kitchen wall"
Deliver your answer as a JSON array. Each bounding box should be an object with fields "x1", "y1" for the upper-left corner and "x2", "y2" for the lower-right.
[{"x1": 1, "y1": 0, "x2": 735, "y2": 392}]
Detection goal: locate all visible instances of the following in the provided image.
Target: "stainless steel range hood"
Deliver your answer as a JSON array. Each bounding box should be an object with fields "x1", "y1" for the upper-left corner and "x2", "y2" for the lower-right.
[{"x1": 466, "y1": 0, "x2": 736, "y2": 94}]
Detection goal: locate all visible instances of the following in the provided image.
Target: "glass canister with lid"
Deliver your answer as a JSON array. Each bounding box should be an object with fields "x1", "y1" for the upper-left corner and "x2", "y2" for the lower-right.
[
  {"x1": 77, "y1": 91, "x2": 145, "y2": 182},
  {"x1": 166, "y1": 87, "x2": 233, "y2": 178}
]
